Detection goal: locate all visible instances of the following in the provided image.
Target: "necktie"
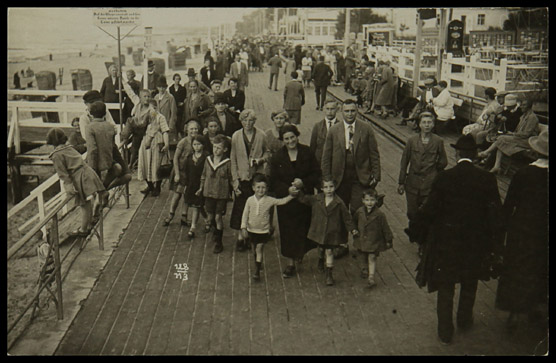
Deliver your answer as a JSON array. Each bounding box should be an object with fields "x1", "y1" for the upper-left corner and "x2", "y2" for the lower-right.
[
  {"x1": 328, "y1": 120, "x2": 333, "y2": 130},
  {"x1": 348, "y1": 125, "x2": 354, "y2": 153}
]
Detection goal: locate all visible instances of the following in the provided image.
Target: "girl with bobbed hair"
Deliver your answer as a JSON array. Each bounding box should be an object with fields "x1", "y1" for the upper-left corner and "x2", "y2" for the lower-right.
[{"x1": 47, "y1": 128, "x2": 107, "y2": 237}]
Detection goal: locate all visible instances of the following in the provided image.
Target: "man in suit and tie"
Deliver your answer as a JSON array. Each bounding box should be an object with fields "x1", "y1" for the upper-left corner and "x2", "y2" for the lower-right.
[
  {"x1": 310, "y1": 98, "x2": 339, "y2": 167},
  {"x1": 230, "y1": 53, "x2": 249, "y2": 91},
  {"x1": 140, "y1": 60, "x2": 160, "y2": 97},
  {"x1": 321, "y1": 98, "x2": 381, "y2": 213},
  {"x1": 410, "y1": 134, "x2": 503, "y2": 345},
  {"x1": 312, "y1": 56, "x2": 334, "y2": 111},
  {"x1": 283, "y1": 71, "x2": 305, "y2": 125},
  {"x1": 186, "y1": 67, "x2": 211, "y2": 95},
  {"x1": 222, "y1": 78, "x2": 245, "y2": 118},
  {"x1": 100, "y1": 64, "x2": 122, "y2": 124},
  {"x1": 200, "y1": 58, "x2": 216, "y2": 89},
  {"x1": 268, "y1": 52, "x2": 282, "y2": 91}
]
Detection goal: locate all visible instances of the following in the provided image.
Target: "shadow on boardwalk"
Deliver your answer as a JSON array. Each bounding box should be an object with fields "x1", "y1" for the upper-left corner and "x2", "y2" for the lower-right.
[{"x1": 54, "y1": 68, "x2": 546, "y2": 356}]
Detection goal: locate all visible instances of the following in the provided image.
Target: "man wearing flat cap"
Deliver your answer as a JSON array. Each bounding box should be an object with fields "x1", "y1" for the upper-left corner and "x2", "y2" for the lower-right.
[{"x1": 410, "y1": 134, "x2": 503, "y2": 345}]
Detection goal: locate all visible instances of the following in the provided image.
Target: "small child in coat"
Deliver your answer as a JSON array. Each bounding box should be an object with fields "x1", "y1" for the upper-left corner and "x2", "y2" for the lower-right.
[
  {"x1": 197, "y1": 135, "x2": 233, "y2": 254},
  {"x1": 47, "y1": 128, "x2": 107, "y2": 237},
  {"x1": 298, "y1": 178, "x2": 358, "y2": 286},
  {"x1": 241, "y1": 174, "x2": 298, "y2": 282},
  {"x1": 353, "y1": 188, "x2": 393, "y2": 288}
]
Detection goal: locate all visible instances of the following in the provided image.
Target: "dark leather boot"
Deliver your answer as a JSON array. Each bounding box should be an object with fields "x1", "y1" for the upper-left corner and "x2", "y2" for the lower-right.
[
  {"x1": 253, "y1": 261, "x2": 261, "y2": 281},
  {"x1": 152, "y1": 181, "x2": 162, "y2": 197},
  {"x1": 213, "y1": 229, "x2": 223, "y2": 254},
  {"x1": 325, "y1": 267, "x2": 335, "y2": 286},
  {"x1": 140, "y1": 181, "x2": 154, "y2": 195}
]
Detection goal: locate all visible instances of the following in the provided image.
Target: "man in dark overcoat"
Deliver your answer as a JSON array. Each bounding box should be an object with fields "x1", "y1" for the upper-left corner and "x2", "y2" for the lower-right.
[
  {"x1": 312, "y1": 56, "x2": 334, "y2": 111},
  {"x1": 411, "y1": 134, "x2": 503, "y2": 345}
]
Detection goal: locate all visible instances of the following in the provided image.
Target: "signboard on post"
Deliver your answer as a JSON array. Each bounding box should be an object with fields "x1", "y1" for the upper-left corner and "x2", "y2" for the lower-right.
[
  {"x1": 93, "y1": 8, "x2": 142, "y2": 27},
  {"x1": 447, "y1": 20, "x2": 464, "y2": 55}
]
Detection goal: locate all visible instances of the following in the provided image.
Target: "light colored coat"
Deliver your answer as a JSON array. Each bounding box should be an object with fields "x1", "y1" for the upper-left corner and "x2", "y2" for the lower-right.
[
  {"x1": 432, "y1": 88, "x2": 455, "y2": 121},
  {"x1": 230, "y1": 61, "x2": 249, "y2": 89},
  {"x1": 230, "y1": 127, "x2": 270, "y2": 183}
]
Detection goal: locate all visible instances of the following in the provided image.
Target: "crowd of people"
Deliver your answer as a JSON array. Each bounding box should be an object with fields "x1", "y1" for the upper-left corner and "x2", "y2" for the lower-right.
[{"x1": 43, "y1": 35, "x2": 547, "y2": 348}]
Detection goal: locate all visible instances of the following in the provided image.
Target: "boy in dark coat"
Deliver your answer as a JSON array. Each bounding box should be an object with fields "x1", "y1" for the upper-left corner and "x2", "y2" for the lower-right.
[
  {"x1": 353, "y1": 189, "x2": 392, "y2": 288},
  {"x1": 298, "y1": 178, "x2": 358, "y2": 286}
]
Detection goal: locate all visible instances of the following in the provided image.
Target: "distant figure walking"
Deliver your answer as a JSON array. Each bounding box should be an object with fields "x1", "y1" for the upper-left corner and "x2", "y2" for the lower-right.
[
  {"x1": 13, "y1": 71, "x2": 21, "y2": 89},
  {"x1": 283, "y1": 72, "x2": 305, "y2": 125}
]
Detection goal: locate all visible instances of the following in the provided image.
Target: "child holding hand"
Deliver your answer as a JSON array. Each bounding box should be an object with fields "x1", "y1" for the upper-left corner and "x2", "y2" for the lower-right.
[
  {"x1": 241, "y1": 174, "x2": 298, "y2": 282},
  {"x1": 353, "y1": 188, "x2": 393, "y2": 288},
  {"x1": 297, "y1": 178, "x2": 358, "y2": 286}
]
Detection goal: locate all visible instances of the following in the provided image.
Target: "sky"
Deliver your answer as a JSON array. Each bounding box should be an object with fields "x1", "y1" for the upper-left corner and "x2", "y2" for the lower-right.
[{"x1": 8, "y1": 7, "x2": 257, "y2": 50}]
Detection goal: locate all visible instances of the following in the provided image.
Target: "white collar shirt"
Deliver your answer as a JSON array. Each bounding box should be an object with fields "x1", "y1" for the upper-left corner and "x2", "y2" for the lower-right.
[{"x1": 343, "y1": 120, "x2": 355, "y2": 150}]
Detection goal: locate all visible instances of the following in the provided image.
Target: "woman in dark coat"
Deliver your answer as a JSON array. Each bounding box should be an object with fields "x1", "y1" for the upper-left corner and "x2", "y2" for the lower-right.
[
  {"x1": 270, "y1": 124, "x2": 320, "y2": 278},
  {"x1": 169, "y1": 73, "x2": 187, "y2": 138},
  {"x1": 495, "y1": 130, "x2": 548, "y2": 328}
]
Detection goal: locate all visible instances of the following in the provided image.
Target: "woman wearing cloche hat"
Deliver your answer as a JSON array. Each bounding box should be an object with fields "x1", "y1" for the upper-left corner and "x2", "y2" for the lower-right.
[{"x1": 495, "y1": 128, "x2": 548, "y2": 331}]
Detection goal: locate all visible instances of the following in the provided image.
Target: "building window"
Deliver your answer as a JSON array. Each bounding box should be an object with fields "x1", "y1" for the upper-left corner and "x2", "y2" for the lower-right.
[
  {"x1": 307, "y1": 25, "x2": 312, "y2": 35},
  {"x1": 330, "y1": 25, "x2": 336, "y2": 36},
  {"x1": 322, "y1": 26, "x2": 328, "y2": 36},
  {"x1": 315, "y1": 25, "x2": 321, "y2": 36},
  {"x1": 477, "y1": 14, "x2": 485, "y2": 25}
]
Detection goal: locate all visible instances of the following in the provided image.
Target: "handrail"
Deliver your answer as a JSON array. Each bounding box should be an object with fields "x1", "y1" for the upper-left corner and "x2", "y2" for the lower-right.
[
  {"x1": 8, "y1": 100, "x2": 122, "y2": 111},
  {"x1": 8, "y1": 196, "x2": 72, "y2": 260},
  {"x1": 8, "y1": 89, "x2": 87, "y2": 97}
]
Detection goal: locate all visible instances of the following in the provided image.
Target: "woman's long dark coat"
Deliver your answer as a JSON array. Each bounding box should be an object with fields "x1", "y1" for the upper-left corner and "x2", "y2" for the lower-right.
[{"x1": 270, "y1": 144, "x2": 321, "y2": 259}]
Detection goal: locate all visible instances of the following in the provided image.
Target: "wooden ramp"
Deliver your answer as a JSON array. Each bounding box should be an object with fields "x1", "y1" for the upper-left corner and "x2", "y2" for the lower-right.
[{"x1": 54, "y1": 68, "x2": 545, "y2": 355}]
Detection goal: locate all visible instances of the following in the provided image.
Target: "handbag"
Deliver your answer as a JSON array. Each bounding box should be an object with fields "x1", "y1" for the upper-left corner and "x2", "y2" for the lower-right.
[{"x1": 157, "y1": 151, "x2": 172, "y2": 179}]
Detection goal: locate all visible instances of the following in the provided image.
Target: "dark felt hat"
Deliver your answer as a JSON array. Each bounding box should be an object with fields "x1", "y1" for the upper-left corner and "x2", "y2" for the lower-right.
[
  {"x1": 83, "y1": 90, "x2": 103, "y2": 103},
  {"x1": 484, "y1": 87, "x2": 497, "y2": 97},
  {"x1": 156, "y1": 76, "x2": 168, "y2": 88},
  {"x1": 148, "y1": 60, "x2": 154, "y2": 67},
  {"x1": 451, "y1": 134, "x2": 478, "y2": 150},
  {"x1": 213, "y1": 92, "x2": 226, "y2": 104},
  {"x1": 187, "y1": 68, "x2": 197, "y2": 76}
]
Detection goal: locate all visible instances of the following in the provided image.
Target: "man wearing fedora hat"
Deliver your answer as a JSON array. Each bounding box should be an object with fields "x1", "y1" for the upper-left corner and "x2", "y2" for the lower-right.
[
  {"x1": 205, "y1": 92, "x2": 242, "y2": 138},
  {"x1": 495, "y1": 129, "x2": 548, "y2": 332},
  {"x1": 186, "y1": 67, "x2": 210, "y2": 95},
  {"x1": 411, "y1": 134, "x2": 503, "y2": 345}
]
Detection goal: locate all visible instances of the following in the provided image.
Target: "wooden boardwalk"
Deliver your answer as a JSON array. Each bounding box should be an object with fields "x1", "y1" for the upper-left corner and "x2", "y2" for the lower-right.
[{"x1": 55, "y1": 68, "x2": 544, "y2": 355}]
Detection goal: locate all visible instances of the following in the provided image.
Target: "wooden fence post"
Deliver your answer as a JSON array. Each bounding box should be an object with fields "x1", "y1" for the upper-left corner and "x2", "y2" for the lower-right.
[{"x1": 51, "y1": 214, "x2": 64, "y2": 320}]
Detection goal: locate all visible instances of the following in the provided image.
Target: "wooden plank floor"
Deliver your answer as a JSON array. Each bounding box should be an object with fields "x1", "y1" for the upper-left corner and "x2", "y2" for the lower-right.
[{"x1": 55, "y1": 67, "x2": 545, "y2": 355}]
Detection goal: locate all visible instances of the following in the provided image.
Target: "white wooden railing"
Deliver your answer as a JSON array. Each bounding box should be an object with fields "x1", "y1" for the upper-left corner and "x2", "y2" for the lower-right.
[{"x1": 7, "y1": 90, "x2": 127, "y2": 238}]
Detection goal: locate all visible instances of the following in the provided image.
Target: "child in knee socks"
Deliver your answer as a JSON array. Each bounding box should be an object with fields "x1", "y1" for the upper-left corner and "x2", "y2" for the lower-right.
[
  {"x1": 353, "y1": 188, "x2": 393, "y2": 288},
  {"x1": 241, "y1": 174, "x2": 298, "y2": 282}
]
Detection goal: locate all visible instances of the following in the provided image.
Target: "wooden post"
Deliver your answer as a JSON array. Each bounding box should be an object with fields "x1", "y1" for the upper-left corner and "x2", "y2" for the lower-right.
[
  {"x1": 143, "y1": 27, "x2": 152, "y2": 90},
  {"x1": 344, "y1": 8, "x2": 351, "y2": 53},
  {"x1": 61, "y1": 95, "x2": 68, "y2": 124},
  {"x1": 98, "y1": 208, "x2": 104, "y2": 250},
  {"x1": 274, "y1": 8, "x2": 279, "y2": 35},
  {"x1": 437, "y1": 8, "x2": 447, "y2": 77},
  {"x1": 13, "y1": 105, "x2": 21, "y2": 154},
  {"x1": 117, "y1": 26, "x2": 123, "y2": 128},
  {"x1": 413, "y1": 11, "x2": 423, "y2": 97},
  {"x1": 51, "y1": 214, "x2": 64, "y2": 320},
  {"x1": 37, "y1": 193, "x2": 47, "y2": 239}
]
